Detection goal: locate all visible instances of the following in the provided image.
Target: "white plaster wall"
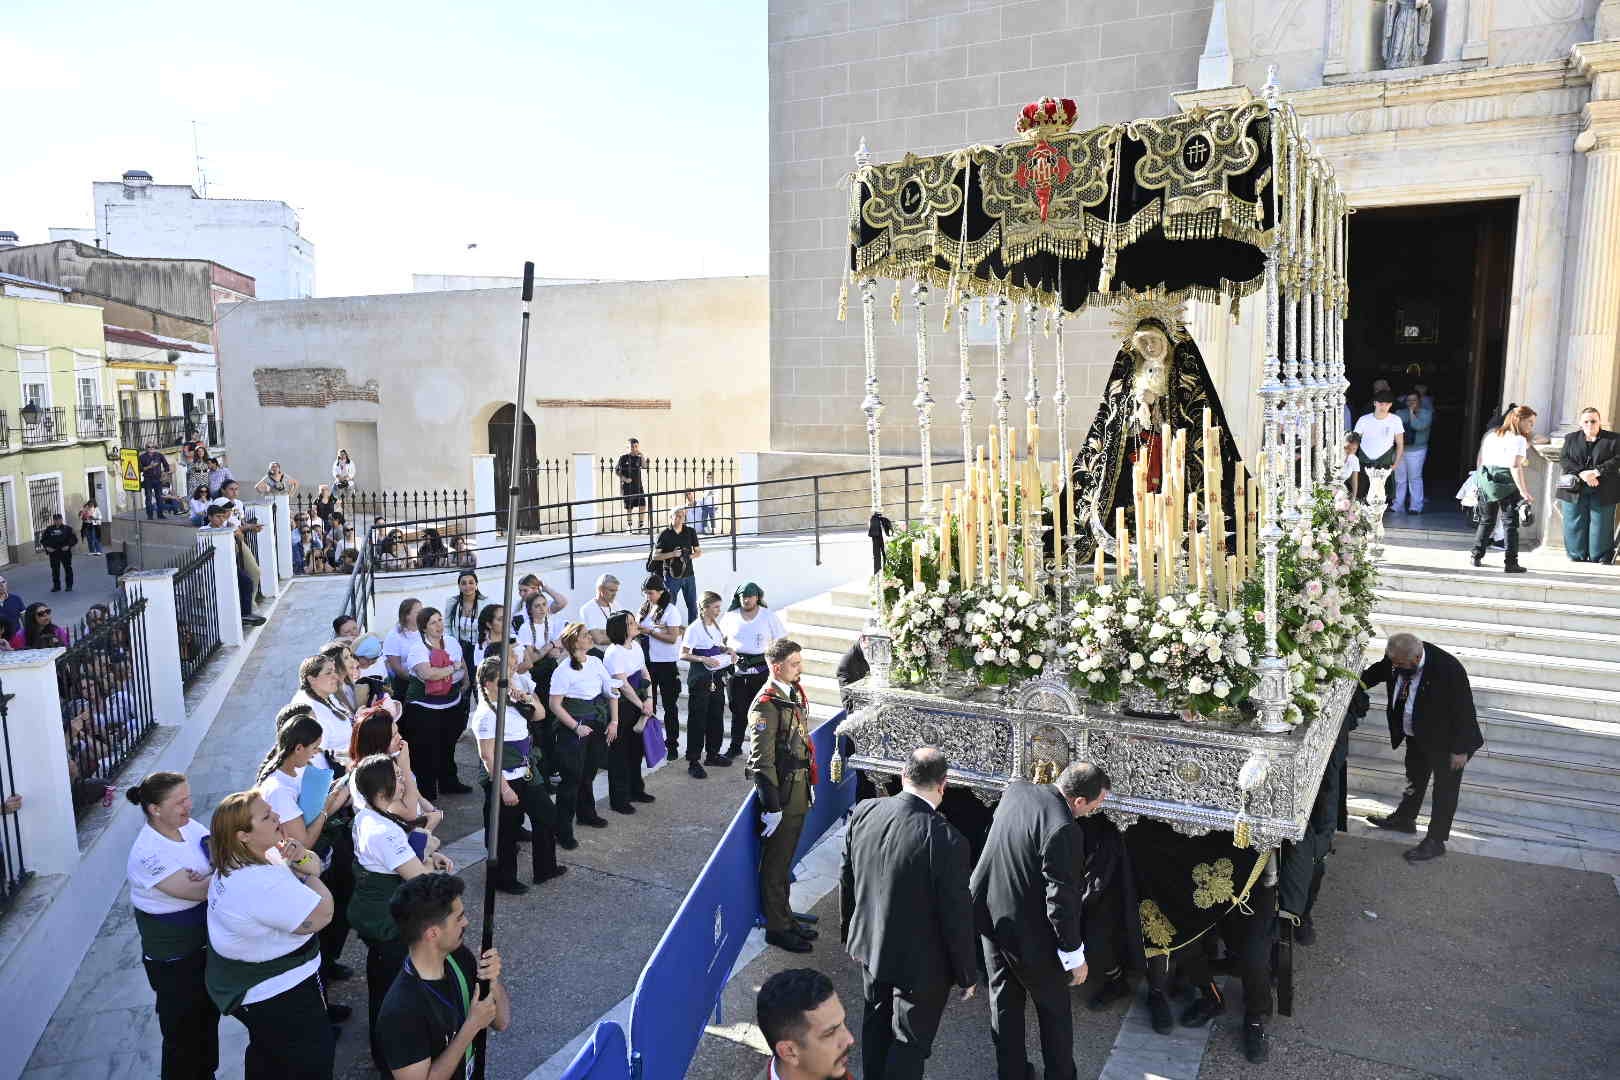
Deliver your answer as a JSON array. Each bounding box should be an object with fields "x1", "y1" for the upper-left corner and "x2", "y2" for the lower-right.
[
  {"x1": 91, "y1": 182, "x2": 314, "y2": 300},
  {"x1": 215, "y1": 276, "x2": 770, "y2": 493}
]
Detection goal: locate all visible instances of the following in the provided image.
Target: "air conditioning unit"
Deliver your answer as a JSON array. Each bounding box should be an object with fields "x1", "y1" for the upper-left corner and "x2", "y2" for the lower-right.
[{"x1": 136, "y1": 371, "x2": 161, "y2": 390}]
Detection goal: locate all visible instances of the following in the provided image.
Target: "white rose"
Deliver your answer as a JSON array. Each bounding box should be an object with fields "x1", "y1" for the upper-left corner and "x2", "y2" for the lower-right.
[
  {"x1": 1235, "y1": 648, "x2": 1252, "y2": 667},
  {"x1": 1125, "y1": 596, "x2": 1143, "y2": 614},
  {"x1": 1122, "y1": 613, "x2": 1141, "y2": 629},
  {"x1": 1188, "y1": 675, "x2": 1209, "y2": 694},
  {"x1": 1097, "y1": 585, "x2": 1114, "y2": 600},
  {"x1": 1168, "y1": 609, "x2": 1189, "y2": 627},
  {"x1": 929, "y1": 596, "x2": 946, "y2": 612},
  {"x1": 1004, "y1": 648, "x2": 1021, "y2": 664},
  {"x1": 1158, "y1": 595, "x2": 1178, "y2": 612},
  {"x1": 1225, "y1": 610, "x2": 1243, "y2": 627},
  {"x1": 1088, "y1": 670, "x2": 1104, "y2": 683},
  {"x1": 1206, "y1": 645, "x2": 1222, "y2": 662},
  {"x1": 945, "y1": 616, "x2": 960, "y2": 630},
  {"x1": 1185, "y1": 591, "x2": 1202, "y2": 608},
  {"x1": 1016, "y1": 590, "x2": 1033, "y2": 607},
  {"x1": 1129, "y1": 652, "x2": 1145, "y2": 670},
  {"x1": 1009, "y1": 629, "x2": 1023, "y2": 643},
  {"x1": 1150, "y1": 648, "x2": 1169, "y2": 665},
  {"x1": 1202, "y1": 633, "x2": 1221, "y2": 650},
  {"x1": 1028, "y1": 653, "x2": 1044, "y2": 669},
  {"x1": 1181, "y1": 629, "x2": 1200, "y2": 646},
  {"x1": 992, "y1": 631, "x2": 1005, "y2": 644},
  {"x1": 1213, "y1": 680, "x2": 1231, "y2": 699},
  {"x1": 1121, "y1": 670, "x2": 1134, "y2": 684}
]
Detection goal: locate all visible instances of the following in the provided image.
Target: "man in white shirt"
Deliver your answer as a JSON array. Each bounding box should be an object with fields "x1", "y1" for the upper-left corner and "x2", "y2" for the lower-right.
[
  {"x1": 578, "y1": 574, "x2": 618, "y2": 649},
  {"x1": 1353, "y1": 391, "x2": 1405, "y2": 509},
  {"x1": 756, "y1": 969, "x2": 855, "y2": 1080}
]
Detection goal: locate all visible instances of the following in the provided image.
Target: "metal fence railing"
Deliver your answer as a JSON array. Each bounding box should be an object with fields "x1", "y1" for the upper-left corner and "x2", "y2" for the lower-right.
[
  {"x1": 20, "y1": 406, "x2": 67, "y2": 447},
  {"x1": 340, "y1": 532, "x2": 374, "y2": 634},
  {"x1": 0, "y1": 682, "x2": 30, "y2": 912},
  {"x1": 172, "y1": 545, "x2": 221, "y2": 686},
  {"x1": 58, "y1": 595, "x2": 155, "y2": 816},
  {"x1": 595, "y1": 455, "x2": 736, "y2": 535},
  {"x1": 76, "y1": 405, "x2": 116, "y2": 440},
  {"x1": 500, "y1": 458, "x2": 574, "y2": 536},
  {"x1": 119, "y1": 416, "x2": 189, "y2": 449}
]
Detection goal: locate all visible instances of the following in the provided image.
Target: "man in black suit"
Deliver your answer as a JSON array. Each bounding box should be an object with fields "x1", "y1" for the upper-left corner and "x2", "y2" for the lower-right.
[
  {"x1": 1362, "y1": 632, "x2": 1484, "y2": 861},
  {"x1": 840, "y1": 747, "x2": 977, "y2": 1080},
  {"x1": 971, "y1": 762, "x2": 1110, "y2": 1080}
]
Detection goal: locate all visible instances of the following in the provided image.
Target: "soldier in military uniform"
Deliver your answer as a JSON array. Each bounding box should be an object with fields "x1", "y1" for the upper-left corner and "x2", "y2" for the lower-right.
[{"x1": 748, "y1": 638, "x2": 820, "y2": 953}]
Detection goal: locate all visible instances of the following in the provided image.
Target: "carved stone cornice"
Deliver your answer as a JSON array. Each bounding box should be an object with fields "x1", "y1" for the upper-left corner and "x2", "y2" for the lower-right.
[
  {"x1": 1573, "y1": 40, "x2": 1620, "y2": 103},
  {"x1": 1289, "y1": 59, "x2": 1578, "y2": 118}
]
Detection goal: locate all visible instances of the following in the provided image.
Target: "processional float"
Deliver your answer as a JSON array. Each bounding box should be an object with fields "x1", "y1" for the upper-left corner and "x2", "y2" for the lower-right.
[{"x1": 835, "y1": 75, "x2": 1384, "y2": 979}]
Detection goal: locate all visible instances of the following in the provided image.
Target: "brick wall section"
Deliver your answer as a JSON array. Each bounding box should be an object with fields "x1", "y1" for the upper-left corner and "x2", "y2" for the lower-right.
[
  {"x1": 770, "y1": 0, "x2": 1213, "y2": 456},
  {"x1": 252, "y1": 368, "x2": 381, "y2": 408}
]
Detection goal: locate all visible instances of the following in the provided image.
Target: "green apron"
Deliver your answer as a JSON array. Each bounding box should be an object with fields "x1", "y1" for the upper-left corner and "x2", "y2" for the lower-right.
[
  {"x1": 133, "y1": 904, "x2": 208, "y2": 962},
  {"x1": 1476, "y1": 465, "x2": 1518, "y2": 503},
  {"x1": 562, "y1": 695, "x2": 607, "y2": 729},
  {"x1": 347, "y1": 867, "x2": 403, "y2": 945},
  {"x1": 205, "y1": 934, "x2": 320, "y2": 1015}
]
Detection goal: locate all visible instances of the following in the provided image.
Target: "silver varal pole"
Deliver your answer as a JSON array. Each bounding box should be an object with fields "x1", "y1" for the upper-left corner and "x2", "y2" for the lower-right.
[
  {"x1": 957, "y1": 298, "x2": 975, "y2": 477},
  {"x1": 913, "y1": 281, "x2": 935, "y2": 521}
]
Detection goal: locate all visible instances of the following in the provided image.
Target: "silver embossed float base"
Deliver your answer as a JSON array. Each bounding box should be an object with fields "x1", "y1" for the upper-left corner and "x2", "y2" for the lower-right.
[{"x1": 838, "y1": 645, "x2": 1360, "y2": 849}]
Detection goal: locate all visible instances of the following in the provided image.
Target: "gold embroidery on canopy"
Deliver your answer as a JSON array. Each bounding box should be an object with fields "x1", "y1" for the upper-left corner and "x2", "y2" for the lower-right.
[
  {"x1": 1140, "y1": 899, "x2": 1177, "y2": 950},
  {"x1": 1129, "y1": 101, "x2": 1270, "y2": 244},
  {"x1": 1192, "y1": 857, "x2": 1236, "y2": 909},
  {"x1": 854, "y1": 151, "x2": 964, "y2": 277},
  {"x1": 973, "y1": 125, "x2": 1116, "y2": 266}
]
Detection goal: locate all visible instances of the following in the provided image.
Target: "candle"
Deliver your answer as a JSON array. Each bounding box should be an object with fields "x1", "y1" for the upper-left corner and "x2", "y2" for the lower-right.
[
  {"x1": 939, "y1": 488, "x2": 953, "y2": 583},
  {"x1": 1226, "y1": 554, "x2": 1239, "y2": 603},
  {"x1": 1049, "y1": 461, "x2": 1063, "y2": 568},
  {"x1": 1233, "y1": 467, "x2": 1248, "y2": 582},
  {"x1": 960, "y1": 488, "x2": 975, "y2": 591},
  {"x1": 996, "y1": 523, "x2": 1008, "y2": 588},
  {"x1": 1094, "y1": 546, "x2": 1105, "y2": 585},
  {"x1": 978, "y1": 471, "x2": 991, "y2": 584},
  {"x1": 1192, "y1": 528, "x2": 1205, "y2": 594},
  {"x1": 1120, "y1": 525, "x2": 1132, "y2": 579},
  {"x1": 1065, "y1": 451, "x2": 1077, "y2": 567},
  {"x1": 913, "y1": 534, "x2": 923, "y2": 590},
  {"x1": 1028, "y1": 423, "x2": 1040, "y2": 463}
]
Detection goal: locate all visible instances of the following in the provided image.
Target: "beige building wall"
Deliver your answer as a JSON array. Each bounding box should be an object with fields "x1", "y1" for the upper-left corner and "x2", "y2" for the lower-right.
[
  {"x1": 769, "y1": 0, "x2": 1216, "y2": 459},
  {"x1": 215, "y1": 276, "x2": 768, "y2": 493}
]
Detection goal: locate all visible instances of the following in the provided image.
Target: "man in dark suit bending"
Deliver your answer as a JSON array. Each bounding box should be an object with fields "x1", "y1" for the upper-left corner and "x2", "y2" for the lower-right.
[
  {"x1": 1362, "y1": 632, "x2": 1484, "y2": 862},
  {"x1": 970, "y1": 762, "x2": 1111, "y2": 1080},
  {"x1": 840, "y1": 747, "x2": 977, "y2": 1080}
]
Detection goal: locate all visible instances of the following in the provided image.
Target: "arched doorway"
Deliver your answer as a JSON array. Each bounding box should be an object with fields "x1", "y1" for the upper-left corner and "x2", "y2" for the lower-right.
[{"x1": 487, "y1": 404, "x2": 539, "y2": 532}]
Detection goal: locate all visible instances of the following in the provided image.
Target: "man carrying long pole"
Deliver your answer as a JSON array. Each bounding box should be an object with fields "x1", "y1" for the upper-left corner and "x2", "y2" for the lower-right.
[{"x1": 472, "y1": 262, "x2": 536, "y2": 1079}]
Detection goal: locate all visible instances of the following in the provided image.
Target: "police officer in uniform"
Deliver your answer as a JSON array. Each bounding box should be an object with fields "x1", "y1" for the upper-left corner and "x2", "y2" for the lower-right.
[{"x1": 748, "y1": 638, "x2": 820, "y2": 953}]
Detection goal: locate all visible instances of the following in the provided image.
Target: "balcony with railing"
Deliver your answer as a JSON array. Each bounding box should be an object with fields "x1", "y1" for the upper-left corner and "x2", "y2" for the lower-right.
[
  {"x1": 19, "y1": 406, "x2": 68, "y2": 447},
  {"x1": 0, "y1": 411, "x2": 8, "y2": 450},
  {"x1": 119, "y1": 415, "x2": 188, "y2": 449},
  {"x1": 76, "y1": 406, "x2": 116, "y2": 440}
]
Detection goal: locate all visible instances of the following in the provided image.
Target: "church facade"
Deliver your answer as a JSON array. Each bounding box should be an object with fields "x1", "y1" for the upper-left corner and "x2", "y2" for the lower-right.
[{"x1": 768, "y1": 0, "x2": 1620, "y2": 491}]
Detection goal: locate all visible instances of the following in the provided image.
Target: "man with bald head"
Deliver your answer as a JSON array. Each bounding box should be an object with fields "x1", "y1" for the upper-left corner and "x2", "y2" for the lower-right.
[
  {"x1": 1361, "y1": 632, "x2": 1483, "y2": 861},
  {"x1": 840, "y1": 747, "x2": 977, "y2": 1079}
]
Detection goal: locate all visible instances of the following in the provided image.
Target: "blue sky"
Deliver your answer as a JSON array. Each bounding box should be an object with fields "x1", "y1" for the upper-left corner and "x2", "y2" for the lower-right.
[{"x1": 0, "y1": 0, "x2": 766, "y2": 296}]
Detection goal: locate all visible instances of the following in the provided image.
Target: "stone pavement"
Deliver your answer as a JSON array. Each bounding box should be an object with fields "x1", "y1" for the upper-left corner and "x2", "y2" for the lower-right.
[{"x1": 0, "y1": 548, "x2": 124, "y2": 629}]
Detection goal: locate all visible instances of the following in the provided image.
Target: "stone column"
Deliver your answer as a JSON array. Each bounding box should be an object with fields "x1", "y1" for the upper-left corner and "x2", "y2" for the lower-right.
[
  {"x1": 472, "y1": 454, "x2": 497, "y2": 522},
  {"x1": 1534, "y1": 442, "x2": 1568, "y2": 553},
  {"x1": 122, "y1": 568, "x2": 186, "y2": 724},
  {"x1": 200, "y1": 526, "x2": 243, "y2": 646},
  {"x1": 0, "y1": 648, "x2": 78, "y2": 876},
  {"x1": 253, "y1": 502, "x2": 280, "y2": 599},
  {"x1": 1560, "y1": 42, "x2": 1620, "y2": 430},
  {"x1": 571, "y1": 452, "x2": 598, "y2": 536},
  {"x1": 736, "y1": 452, "x2": 761, "y2": 536},
  {"x1": 272, "y1": 492, "x2": 294, "y2": 585}
]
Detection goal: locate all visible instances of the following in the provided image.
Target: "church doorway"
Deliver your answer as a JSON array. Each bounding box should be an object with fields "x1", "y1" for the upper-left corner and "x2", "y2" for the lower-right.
[
  {"x1": 1344, "y1": 198, "x2": 1517, "y2": 494},
  {"x1": 487, "y1": 404, "x2": 539, "y2": 531}
]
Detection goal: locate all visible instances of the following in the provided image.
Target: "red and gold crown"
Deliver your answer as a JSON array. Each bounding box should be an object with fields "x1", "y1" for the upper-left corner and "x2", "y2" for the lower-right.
[{"x1": 1015, "y1": 97, "x2": 1078, "y2": 139}]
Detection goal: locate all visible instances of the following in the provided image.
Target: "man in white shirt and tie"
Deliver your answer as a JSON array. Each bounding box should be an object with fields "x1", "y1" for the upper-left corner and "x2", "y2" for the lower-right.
[{"x1": 1362, "y1": 632, "x2": 1484, "y2": 861}]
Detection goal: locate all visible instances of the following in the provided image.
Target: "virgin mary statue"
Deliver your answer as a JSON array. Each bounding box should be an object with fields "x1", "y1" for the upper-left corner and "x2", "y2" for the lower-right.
[{"x1": 1063, "y1": 297, "x2": 1247, "y2": 563}]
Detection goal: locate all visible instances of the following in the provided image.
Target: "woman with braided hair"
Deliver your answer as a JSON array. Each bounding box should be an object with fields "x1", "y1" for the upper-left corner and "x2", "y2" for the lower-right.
[
  {"x1": 547, "y1": 622, "x2": 616, "y2": 843},
  {"x1": 256, "y1": 706, "x2": 357, "y2": 1003},
  {"x1": 347, "y1": 754, "x2": 454, "y2": 1071},
  {"x1": 347, "y1": 701, "x2": 442, "y2": 843},
  {"x1": 474, "y1": 655, "x2": 566, "y2": 894},
  {"x1": 287, "y1": 654, "x2": 353, "y2": 772}
]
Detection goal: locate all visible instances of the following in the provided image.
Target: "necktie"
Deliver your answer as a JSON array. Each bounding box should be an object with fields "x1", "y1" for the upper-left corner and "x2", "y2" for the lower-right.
[{"x1": 1392, "y1": 673, "x2": 1412, "y2": 736}]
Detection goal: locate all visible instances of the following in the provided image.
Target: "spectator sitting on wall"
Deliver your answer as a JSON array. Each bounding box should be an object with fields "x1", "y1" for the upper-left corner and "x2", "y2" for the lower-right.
[
  {"x1": 0, "y1": 575, "x2": 22, "y2": 640},
  {"x1": 255, "y1": 460, "x2": 300, "y2": 496},
  {"x1": 189, "y1": 486, "x2": 210, "y2": 527},
  {"x1": 417, "y1": 528, "x2": 449, "y2": 569},
  {"x1": 206, "y1": 457, "x2": 234, "y2": 500},
  {"x1": 306, "y1": 546, "x2": 331, "y2": 575},
  {"x1": 159, "y1": 484, "x2": 188, "y2": 517},
  {"x1": 339, "y1": 549, "x2": 359, "y2": 574},
  {"x1": 200, "y1": 499, "x2": 266, "y2": 626},
  {"x1": 13, "y1": 600, "x2": 70, "y2": 649},
  {"x1": 332, "y1": 449, "x2": 357, "y2": 491}
]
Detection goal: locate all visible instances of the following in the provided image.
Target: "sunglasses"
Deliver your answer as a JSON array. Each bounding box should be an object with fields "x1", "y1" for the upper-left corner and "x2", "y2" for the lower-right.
[{"x1": 37, "y1": 610, "x2": 51, "y2": 618}]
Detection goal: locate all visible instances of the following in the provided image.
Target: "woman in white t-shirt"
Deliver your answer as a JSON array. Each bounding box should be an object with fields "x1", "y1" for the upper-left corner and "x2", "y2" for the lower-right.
[
  {"x1": 346, "y1": 701, "x2": 442, "y2": 842},
  {"x1": 547, "y1": 622, "x2": 618, "y2": 842},
  {"x1": 125, "y1": 771, "x2": 219, "y2": 1078},
  {"x1": 603, "y1": 612, "x2": 657, "y2": 813},
  {"x1": 346, "y1": 754, "x2": 450, "y2": 1072},
  {"x1": 680, "y1": 590, "x2": 735, "y2": 778},
  {"x1": 203, "y1": 790, "x2": 336, "y2": 1075},
  {"x1": 288, "y1": 653, "x2": 353, "y2": 772},
  {"x1": 382, "y1": 597, "x2": 423, "y2": 698},
  {"x1": 332, "y1": 448, "x2": 357, "y2": 491},
  {"x1": 1471, "y1": 404, "x2": 1537, "y2": 572},
  {"x1": 472, "y1": 656, "x2": 564, "y2": 894},
  {"x1": 401, "y1": 606, "x2": 468, "y2": 802},
  {"x1": 638, "y1": 576, "x2": 684, "y2": 765},
  {"x1": 719, "y1": 582, "x2": 786, "y2": 759}
]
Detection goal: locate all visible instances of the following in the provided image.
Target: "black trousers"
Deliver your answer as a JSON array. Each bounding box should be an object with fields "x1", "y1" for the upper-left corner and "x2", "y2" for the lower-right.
[
  {"x1": 649, "y1": 660, "x2": 681, "y2": 755},
  {"x1": 1471, "y1": 492, "x2": 1522, "y2": 564},
  {"x1": 1393, "y1": 741, "x2": 1466, "y2": 844},
  {"x1": 143, "y1": 948, "x2": 219, "y2": 1080},
  {"x1": 860, "y1": 966, "x2": 950, "y2": 1080},
  {"x1": 727, "y1": 671, "x2": 767, "y2": 752},
  {"x1": 48, "y1": 550, "x2": 73, "y2": 589},
  {"x1": 686, "y1": 674, "x2": 726, "y2": 761},
  {"x1": 483, "y1": 773, "x2": 559, "y2": 882},
  {"x1": 609, "y1": 696, "x2": 647, "y2": 808},
  {"x1": 235, "y1": 972, "x2": 335, "y2": 1079},
  {"x1": 364, "y1": 936, "x2": 409, "y2": 1072},
  {"x1": 982, "y1": 938, "x2": 1075, "y2": 1080},
  {"x1": 400, "y1": 701, "x2": 456, "y2": 800},
  {"x1": 554, "y1": 725, "x2": 608, "y2": 828},
  {"x1": 1178, "y1": 881, "x2": 1277, "y2": 1021},
  {"x1": 317, "y1": 828, "x2": 354, "y2": 972}
]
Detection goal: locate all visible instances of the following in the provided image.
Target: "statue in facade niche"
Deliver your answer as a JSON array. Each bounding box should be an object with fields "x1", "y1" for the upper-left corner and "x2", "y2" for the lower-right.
[{"x1": 1382, "y1": 0, "x2": 1434, "y2": 69}]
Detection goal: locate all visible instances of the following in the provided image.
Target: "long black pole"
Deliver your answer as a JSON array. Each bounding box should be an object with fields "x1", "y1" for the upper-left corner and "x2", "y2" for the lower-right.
[{"x1": 473, "y1": 262, "x2": 535, "y2": 1079}]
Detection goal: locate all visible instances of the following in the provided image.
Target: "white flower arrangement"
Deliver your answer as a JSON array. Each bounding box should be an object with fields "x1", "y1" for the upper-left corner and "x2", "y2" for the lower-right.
[
  {"x1": 962, "y1": 584, "x2": 1056, "y2": 687},
  {"x1": 886, "y1": 582, "x2": 972, "y2": 686}
]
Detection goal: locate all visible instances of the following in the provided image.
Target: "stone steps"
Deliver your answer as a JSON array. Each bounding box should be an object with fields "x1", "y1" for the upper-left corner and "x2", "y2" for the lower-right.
[
  {"x1": 1350, "y1": 726, "x2": 1620, "y2": 795},
  {"x1": 1376, "y1": 563, "x2": 1620, "y2": 606},
  {"x1": 1372, "y1": 588, "x2": 1619, "y2": 636},
  {"x1": 1348, "y1": 757, "x2": 1620, "y2": 834},
  {"x1": 1366, "y1": 701, "x2": 1620, "y2": 760},
  {"x1": 1368, "y1": 611, "x2": 1620, "y2": 663},
  {"x1": 1367, "y1": 635, "x2": 1620, "y2": 695}
]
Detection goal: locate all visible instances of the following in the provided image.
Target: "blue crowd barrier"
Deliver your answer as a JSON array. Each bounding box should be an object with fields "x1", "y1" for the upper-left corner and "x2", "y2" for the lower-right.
[
  {"x1": 626, "y1": 711, "x2": 858, "y2": 1080},
  {"x1": 556, "y1": 1021, "x2": 631, "y2": 1080}
]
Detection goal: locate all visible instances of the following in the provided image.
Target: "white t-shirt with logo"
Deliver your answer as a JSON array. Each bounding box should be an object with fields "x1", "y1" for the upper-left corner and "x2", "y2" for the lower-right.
[
  {"x1": 719, "y1": 609, "x2": 786, "y2": 658},
  {"x1": 206, "y1": 861, "x2": 321, "y2": 1004},
  {"x1": 289, "y1": 690, "x2": 350, "y2": 771},
  {"x1": 1353, "y1": 413, "x2": 1405, "y2": 460},
  {"x1": 353, "y1": 805, "x2": 416, "y2": 875},
  {"x1": 382, "y1": 626, "x2": 420, "y2": 669},
  {"x1": 127, "y1": 819, "x2": 212, "y2": 915}
]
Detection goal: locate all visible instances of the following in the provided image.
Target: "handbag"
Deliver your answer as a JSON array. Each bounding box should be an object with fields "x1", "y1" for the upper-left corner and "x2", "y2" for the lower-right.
[
  {"x1": 642, "y1": 719, "x2": 666, "y2": 769},
  {"x1": 1455, "y1": 473, "x2": 1479, "y2": 509}
]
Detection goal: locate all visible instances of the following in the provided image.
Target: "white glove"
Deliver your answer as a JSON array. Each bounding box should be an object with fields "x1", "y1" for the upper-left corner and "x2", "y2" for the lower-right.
[{"x1": 761, "y1": 810, "x2": 783, "y2": 838}]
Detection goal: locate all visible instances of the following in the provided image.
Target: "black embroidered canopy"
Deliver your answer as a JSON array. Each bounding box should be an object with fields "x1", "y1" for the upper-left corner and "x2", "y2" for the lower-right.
[{"x1": 847, "y1": 96, "x2": 1281, "y2": 313}]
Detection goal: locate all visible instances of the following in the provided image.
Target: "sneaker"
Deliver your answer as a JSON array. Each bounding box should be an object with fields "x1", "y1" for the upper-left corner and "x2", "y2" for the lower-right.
[
  {"x1": 242, "y1": 615, "x2": 267, "y2": 626},
  {"x1": 704, "y1": 754, "x2": 733, "y2": 767},
  {"x1": 1243, "y1": 1020, "x2": 1269, "y2": 1063},
  {"x1": 723, "y1": 745, "x2": 744, "y2": 759},
  {"x1": 1294, "y1": 913, "x2": 1316, "y2": 947},
  {"x1": 688, "y1": 762, "x2": 709, "y2": 779},
  {"x1": 1367, "y1": 813, "x2": 1417, "y2": 833},
  {"x1": 610, "y1": 803, "x2": 636, "y2": 815},
  {"x1": 1147, "y1": 991, "x2": 1173, "y2": 1035},
  {"x1": 579, "y1": 816, "x2": 609, "y2": 829}
]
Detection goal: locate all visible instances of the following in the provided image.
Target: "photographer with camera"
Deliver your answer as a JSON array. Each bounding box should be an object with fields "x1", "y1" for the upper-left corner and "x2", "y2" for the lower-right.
[{"x1": 649, "y1": 506, "x2": 701, "y2": 623}]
